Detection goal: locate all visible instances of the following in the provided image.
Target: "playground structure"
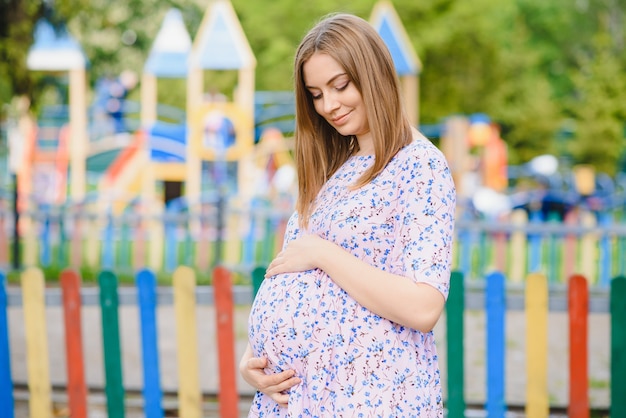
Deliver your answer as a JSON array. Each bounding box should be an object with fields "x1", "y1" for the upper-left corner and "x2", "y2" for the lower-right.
[
  {"x1": 7, "y1": 0, "x2": 292, "y2": 272},
  {"x1": 1, "y1": 0, "x2": 428, "y2": 275}
]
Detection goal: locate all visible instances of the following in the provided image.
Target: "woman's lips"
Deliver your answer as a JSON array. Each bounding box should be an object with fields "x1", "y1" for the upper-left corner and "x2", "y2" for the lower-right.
[{"x1": 332, "y1": 112, "x2": 349, "y2": 126}]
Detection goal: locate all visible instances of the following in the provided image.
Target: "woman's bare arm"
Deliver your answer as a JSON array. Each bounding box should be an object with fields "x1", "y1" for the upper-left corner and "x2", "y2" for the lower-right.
[{"x1": 265, "y1": 236, "x2": 446, "y2": 333}]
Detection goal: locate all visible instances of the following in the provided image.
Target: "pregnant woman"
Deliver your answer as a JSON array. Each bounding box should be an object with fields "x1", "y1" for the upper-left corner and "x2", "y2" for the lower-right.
[{"x1": 240, "y1": 13, "x2": 456, "y2": 417}]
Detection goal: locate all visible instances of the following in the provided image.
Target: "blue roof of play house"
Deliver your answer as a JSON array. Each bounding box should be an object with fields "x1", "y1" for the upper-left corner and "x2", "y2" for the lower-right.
[
  {"x1": 27, "y1": 19, "x2": 87, "y2": 70},
  {"x1": 144, "y1": 9, "x2": 191, "y2": 77},
  {"x1": 198, "y1": 14, "x2": 243, "y2": 69},
  {"x1": 192, "y1": 1, "x2": 254, "y2": 70},
  {"x1": 371, "y1": 4, "x2": 419, "y2": 76},
  {"x1": 378, "y1": 19, "x2": 415, "y2": 75},
  {"x1": 31, "y1": 20, "x2": 82, "y2": 51},
  {"x1": 145, "y1": 52, "x2": 189, "y2": 78}
]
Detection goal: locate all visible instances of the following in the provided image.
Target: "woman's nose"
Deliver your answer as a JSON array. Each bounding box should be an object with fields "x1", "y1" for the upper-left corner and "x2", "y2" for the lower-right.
[{"x1": 323, "y1": 94, "x2": 340, "y2": 114}]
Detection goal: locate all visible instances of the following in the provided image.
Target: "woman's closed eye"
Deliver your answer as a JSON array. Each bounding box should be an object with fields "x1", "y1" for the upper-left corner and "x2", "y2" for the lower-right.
[
  {"x1": 335, "y1": 80, "x2": 349, "y2": 92},
  {"x1": 310, "y1": 81, "x2": 350, "y2": 101}
]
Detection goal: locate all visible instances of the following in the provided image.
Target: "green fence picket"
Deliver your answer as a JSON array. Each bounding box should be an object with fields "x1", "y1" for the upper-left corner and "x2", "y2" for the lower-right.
[
  {"x1": 99, "y1": 270, "x2": 125, "y2": 418},
  {"x1": 446, "y1": 271, "x2": 464, "y2": 417},
  {"x1": 251, "y1": 266, "x2": 266, "y2": 300},
  {"x1": 611, "y1": 276, "x2": 626, "y2": 417}
]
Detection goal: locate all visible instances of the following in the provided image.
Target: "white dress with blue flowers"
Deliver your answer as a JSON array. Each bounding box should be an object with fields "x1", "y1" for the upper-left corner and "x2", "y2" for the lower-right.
[{"x1": 248, "y1": 139, "x2": 456, "y2": 417}]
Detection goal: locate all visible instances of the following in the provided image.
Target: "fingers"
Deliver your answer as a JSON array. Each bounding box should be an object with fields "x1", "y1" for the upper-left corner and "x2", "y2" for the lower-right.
[
  {"x1": 241, "y1": 354, "x2": 301, "y2": 407},
  {"x1": 270, "y1": 392, "x2": 289, "y2": 407},
  {"x1": 258, "y1": 369, "x2": 298, "y2": 389},
  {"x1": 262, "y1": 373, "x2": 301, "y2": 408},
  {"x1": 274, "y1": 375, "x2": 301, "y2": 393},
  {"x1": 242, "y1": 357, "x2": 301, "y2": 391},
  {"x1": 246, "y1": 356, "x2": 268, "y2": 370}
]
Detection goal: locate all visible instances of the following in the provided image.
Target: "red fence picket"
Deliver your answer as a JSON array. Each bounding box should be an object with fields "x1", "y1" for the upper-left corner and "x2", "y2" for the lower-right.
[
  {"x1": 568, "y1": 274, "x2": 589, "y2": 418},
  {"x1": 213, "y1": 266, "x2": 239, "y2": 417},
  {"x1": 60, "y1": 269, "x2": 87, "y2": 418}
]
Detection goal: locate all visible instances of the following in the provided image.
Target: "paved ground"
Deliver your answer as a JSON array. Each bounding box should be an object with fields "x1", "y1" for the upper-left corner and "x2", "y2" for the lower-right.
[
  {"x1": 12, "y1": 388, "x2": 254, "y2": 418},
  {"x1": 6, "y1": 298, "x2": 611, "y2": 416}
]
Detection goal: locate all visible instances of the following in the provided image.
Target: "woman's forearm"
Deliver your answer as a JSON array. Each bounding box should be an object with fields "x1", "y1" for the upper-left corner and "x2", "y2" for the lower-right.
[{"x1": 316, "y1": 239, "x2": 445, "y2": 332}]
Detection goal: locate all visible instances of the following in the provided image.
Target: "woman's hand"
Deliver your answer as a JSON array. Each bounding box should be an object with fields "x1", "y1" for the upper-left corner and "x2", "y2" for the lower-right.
[
  {"x1": 239, "y1": 345, "x2": 301, "y2": 407},
  {"x1": 265, "y1": 234, "x2": 331, "y2": 277}
]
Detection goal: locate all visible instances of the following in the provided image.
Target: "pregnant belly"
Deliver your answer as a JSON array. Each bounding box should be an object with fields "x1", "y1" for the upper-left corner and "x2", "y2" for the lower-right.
[{"x1": 248, "y1": 269, "x2": 348, "y2": 373}]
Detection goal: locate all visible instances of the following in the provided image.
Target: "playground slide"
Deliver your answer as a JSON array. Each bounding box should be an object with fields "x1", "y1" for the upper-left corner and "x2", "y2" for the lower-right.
[{"x1": 99, "y1": 130, "x2": 148, "y2": 202}]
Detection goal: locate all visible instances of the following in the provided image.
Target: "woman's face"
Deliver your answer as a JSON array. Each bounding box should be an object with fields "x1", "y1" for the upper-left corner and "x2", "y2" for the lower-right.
[{"x1": 302, "y1": 52, "x2": 371, "y2": 143}]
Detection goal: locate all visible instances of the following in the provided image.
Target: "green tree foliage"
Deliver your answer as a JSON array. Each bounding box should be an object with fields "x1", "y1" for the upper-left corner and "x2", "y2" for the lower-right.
[
  {"x1": 231, "y1": 0, "x2": 377, "y2": 90},
  {"x1": 512, "y1": 0, "x2": 626, "y2": 171},
  {"x1": 0, "y1": 1, "x2": 43, "y2": 105},
  {"x1": 567, "y1": 34, "x2": 626, "y2": 176},
  {"x1": 0, "y1": 0, "x2": 100, "y2": 102}
]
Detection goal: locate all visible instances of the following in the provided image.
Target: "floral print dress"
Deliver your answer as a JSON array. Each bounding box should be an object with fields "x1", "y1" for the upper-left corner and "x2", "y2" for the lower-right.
[{"x1": 247, "y1": 139, "x2": 456, "y2": 417}]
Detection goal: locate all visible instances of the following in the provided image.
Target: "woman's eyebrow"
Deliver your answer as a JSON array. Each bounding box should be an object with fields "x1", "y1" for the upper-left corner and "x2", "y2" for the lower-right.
[{"x1": 305, "y1": 73, "x2": 348, "y2": 90}]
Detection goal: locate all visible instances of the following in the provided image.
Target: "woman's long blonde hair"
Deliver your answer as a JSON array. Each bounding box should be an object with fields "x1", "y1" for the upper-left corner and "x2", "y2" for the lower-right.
[{"x1": 293, "y1": 13, "x2": 413, "y2": 228}]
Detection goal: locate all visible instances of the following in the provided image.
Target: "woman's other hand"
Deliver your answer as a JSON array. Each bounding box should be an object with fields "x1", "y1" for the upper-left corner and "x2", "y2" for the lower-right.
[{"x1": 239, "y1": 345, "x2": 301, "y2": 407}]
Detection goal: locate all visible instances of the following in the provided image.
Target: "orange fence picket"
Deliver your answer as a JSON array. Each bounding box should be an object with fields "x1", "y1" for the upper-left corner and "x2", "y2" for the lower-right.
[
  {"x1": 568, "y1": 274, "x2": 589, "y2": 418},
  {"x1": 60, "y1": 269, "x2": 87, "y2": 418},
  {"x1": 213, "y1": 266, "x2": 239, "y2": 417}
]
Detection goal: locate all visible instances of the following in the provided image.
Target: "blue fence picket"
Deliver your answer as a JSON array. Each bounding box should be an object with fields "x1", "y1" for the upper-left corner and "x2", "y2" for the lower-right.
[
  {"x1": 0, "y1": 272, "x2": 14, "y2": 418},
  {"x1": 165, "y1": 216, "x2": 177, "y2": 273},
  {"x1": 102, "y1": 212, "x2": 114, "y2": 269},
  {"x1": 136, "y1": 269, "x2": 164, "y2": 418},
  {"x1": 486, "y1": 271, "x2": 506, "y2": 417},
  {"x1": 598, "y1": 212, "x2": 612, "y2": 287},
  {"x1": 242, "y1": 198, "x2": 262, "y2": 267},
  {"x1": 528, "y1": 210, "x2": 542, "y2": 274},
  {"x1": 40, "y1": 211, "x2": 51, "y2": 267}
]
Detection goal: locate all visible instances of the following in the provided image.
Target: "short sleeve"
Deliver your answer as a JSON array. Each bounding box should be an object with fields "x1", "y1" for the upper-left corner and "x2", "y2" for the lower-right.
[{"x1": 394, "y1": 142, "x2": 456, "y2": 299}]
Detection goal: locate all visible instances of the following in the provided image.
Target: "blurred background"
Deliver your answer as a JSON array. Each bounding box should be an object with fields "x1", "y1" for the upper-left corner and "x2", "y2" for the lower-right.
[{"x1": 1, "y1": 0, "x2": 625, "y2": 171}]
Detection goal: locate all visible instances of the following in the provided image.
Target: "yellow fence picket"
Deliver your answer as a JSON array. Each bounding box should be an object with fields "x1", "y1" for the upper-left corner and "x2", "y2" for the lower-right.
[
  {"x1": 173, "y1": 266, "x2": 202, "y2": 417},
  {"x1": 21, "y1": 267, "x2": 52, "y2": 418},
  {"x1": 525, "y1": 272, "x2": 549, "y2": 418}
]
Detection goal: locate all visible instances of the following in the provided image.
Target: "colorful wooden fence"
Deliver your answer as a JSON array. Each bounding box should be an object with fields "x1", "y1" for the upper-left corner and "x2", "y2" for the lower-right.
[
  {"x1": 0, "y1": 202, "x2": 624, "y2": 286},
  {"x1": 0, "y1": 268, "x2": 625, "y2": 417},
  {"x1": 445, "y1": 272, "x2": 626, "y2": 418}
]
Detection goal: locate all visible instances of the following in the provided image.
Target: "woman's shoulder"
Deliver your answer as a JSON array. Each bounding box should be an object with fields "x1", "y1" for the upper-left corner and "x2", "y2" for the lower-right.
[{"x1": 394, "y1": 129, "x2": 447, "y2": 164}]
